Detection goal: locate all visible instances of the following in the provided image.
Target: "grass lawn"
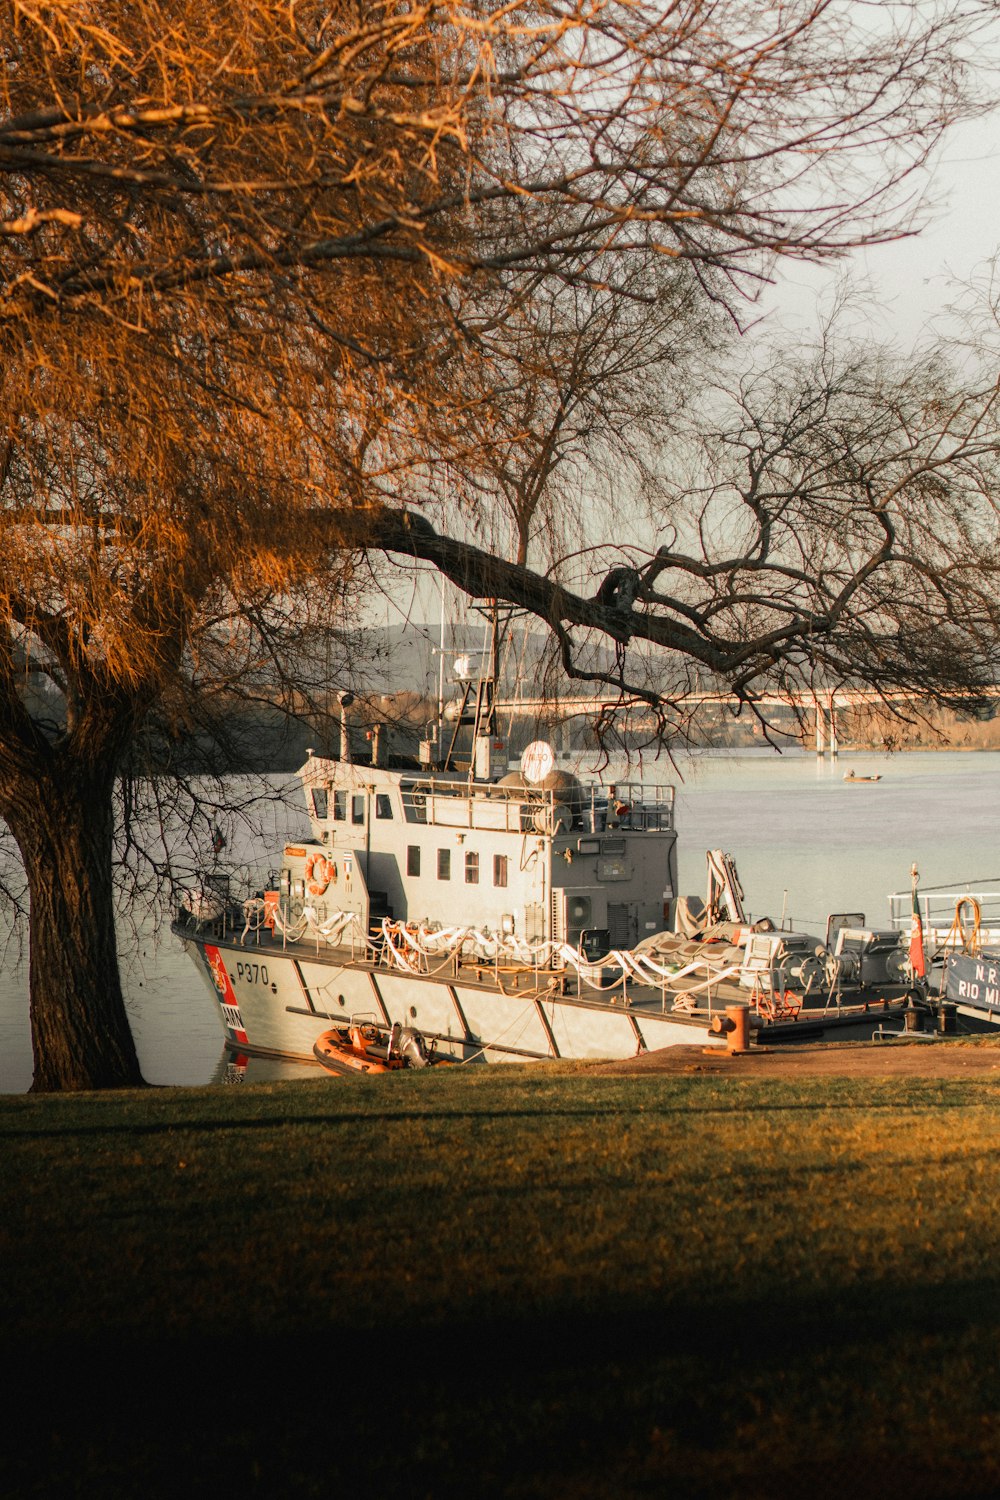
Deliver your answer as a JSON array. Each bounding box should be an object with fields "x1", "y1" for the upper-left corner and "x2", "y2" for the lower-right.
[{"x1": 3, "y1": 1066, "x2": 1000, "y2": 1497}]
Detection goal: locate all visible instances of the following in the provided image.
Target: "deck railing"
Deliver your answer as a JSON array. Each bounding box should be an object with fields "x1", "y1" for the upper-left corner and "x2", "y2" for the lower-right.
[
  {"x1": 888, "y1": 882, "x2": 1000, "y2": 952},
  {"x1": 398, "y1": 777, "x2": 675, "y2": 834}
]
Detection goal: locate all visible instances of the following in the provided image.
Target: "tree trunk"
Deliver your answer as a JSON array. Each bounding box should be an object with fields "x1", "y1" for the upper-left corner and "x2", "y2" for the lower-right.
[{"x1": 5, "y1": 756, "x2": 144, "y2": 1092}]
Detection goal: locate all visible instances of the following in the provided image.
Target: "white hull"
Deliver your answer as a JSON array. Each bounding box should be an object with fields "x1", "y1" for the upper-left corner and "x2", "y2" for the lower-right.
[{"x1": 181, "y1": 931, "x2": 721, "y2": 1063}]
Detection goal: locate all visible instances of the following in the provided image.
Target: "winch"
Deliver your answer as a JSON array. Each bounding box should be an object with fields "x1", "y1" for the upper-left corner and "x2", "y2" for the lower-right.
[{"x1": 828, "y1": 926, "x2": 906, "y2": 988}]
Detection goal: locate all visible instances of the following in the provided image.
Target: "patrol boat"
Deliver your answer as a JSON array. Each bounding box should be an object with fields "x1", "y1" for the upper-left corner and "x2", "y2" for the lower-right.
[{"x1": 173, "y1": 728, "x2": 914, "y2": 1065}]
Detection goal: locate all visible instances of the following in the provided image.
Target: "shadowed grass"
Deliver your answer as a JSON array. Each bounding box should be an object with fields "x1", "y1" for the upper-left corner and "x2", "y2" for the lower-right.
[{"x1": 3, "y1": 1068, "x2": 1000, "y2": 1496}]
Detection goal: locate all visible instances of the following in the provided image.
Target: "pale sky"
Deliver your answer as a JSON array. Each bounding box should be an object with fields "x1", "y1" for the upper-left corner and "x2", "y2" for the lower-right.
[{"x1": 761, "y1": 113, "x2": 1000, "y2": 347}]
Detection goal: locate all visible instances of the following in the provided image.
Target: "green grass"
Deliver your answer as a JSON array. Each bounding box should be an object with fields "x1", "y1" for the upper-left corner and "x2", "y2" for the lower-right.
[{"x1": 4, "y1": 1068, "x2": 1000, "y2": 1497}]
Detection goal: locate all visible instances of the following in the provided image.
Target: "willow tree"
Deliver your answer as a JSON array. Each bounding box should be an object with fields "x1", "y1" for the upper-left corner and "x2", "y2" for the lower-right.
[{"x1": 0, "y1": 0, "x2": 992, "y2": 1089}]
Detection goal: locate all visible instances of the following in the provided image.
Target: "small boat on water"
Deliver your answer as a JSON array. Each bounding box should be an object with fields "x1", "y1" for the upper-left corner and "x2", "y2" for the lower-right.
[
  {"x1": 844, "y1": 770, "x2": 882, "y2": 783},
  {"x1": 313, "y1": 1017, "x2": 444, "y2": 1075}
]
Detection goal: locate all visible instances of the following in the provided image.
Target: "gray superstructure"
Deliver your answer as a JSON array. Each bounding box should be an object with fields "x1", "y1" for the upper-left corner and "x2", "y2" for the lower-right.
[{"x1": 288, "y1": 750, "x2": 677, "y2": 956}]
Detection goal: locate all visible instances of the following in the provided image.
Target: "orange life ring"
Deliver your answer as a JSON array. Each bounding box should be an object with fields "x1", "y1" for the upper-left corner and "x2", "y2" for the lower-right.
[{"x1": 305, "y1": 852, "x2": 336, "y2": 896}]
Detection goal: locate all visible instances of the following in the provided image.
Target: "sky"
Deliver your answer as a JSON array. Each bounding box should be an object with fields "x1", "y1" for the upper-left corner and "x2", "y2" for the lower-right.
[{"x1": 762, "y1": 113, "x2": 1000, "y2": 347}]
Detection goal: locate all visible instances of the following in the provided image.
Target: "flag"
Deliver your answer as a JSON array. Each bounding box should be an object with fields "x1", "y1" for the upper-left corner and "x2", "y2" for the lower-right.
[
  {"x1": 211, "y1": 824, "x2": 227, "y2": 854},
  {"x1": 909, "y1": 883, "x2": 926, "y2": 979}
]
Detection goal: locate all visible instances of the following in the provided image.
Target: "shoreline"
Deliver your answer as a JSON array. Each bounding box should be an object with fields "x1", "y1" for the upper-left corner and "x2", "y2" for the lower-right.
[{"x1": 581, "y1": 1035, "x2": 1000, "y2": 1080}]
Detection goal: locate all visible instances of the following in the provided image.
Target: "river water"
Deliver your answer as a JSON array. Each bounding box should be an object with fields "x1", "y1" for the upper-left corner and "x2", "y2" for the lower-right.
[{"x1": 2, "y1": 748, "x2": 998, "y2": 1092}]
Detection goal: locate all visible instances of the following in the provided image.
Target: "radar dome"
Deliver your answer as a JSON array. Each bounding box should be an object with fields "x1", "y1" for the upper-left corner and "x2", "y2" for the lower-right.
[{"x1": 520, "y1": 740, "x2": 555, "y2": 783}]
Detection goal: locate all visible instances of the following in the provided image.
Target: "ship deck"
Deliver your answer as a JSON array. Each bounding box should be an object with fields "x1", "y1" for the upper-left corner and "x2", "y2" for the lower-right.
[{"x1": 176, "y1": 910, "x2": 914, "y2": 1047}]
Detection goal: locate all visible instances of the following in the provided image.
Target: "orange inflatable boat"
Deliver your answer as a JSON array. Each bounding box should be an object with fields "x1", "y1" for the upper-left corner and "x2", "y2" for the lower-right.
[{"x1": 313, "y1": 1018, "x2": 444, "y2": 1075}]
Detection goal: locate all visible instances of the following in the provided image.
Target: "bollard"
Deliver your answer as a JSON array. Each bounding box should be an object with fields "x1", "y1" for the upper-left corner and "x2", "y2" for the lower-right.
[
  {"x1": 903, "y1": 1001, "x2": 924, "y2": 1033},
  {"x1": 938, "y1": 1001, "x2": 958, "y2": 1036},
  {"x1": 727, "y1": 1002, "x2": 750, "y2": 1052},
  {"x1": 709, "y1": 1002, "x2": 751, "y2": 1054}
]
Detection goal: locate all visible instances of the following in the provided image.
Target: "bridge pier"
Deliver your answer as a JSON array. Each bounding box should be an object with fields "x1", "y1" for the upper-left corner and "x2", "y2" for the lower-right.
[
  {"x1": 829, "y1": 699, "x2": 839, "y2": 758},
  {"x1": 814, "y1": 698, "x2": 839, "y2": 758}
]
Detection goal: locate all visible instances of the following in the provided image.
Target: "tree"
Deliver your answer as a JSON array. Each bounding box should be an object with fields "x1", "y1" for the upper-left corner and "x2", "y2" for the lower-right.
[
  {"x1": 434, "y1": 254, "x2": 722, "y2": 568},
  {"x1": 370, "y1": 325, "x2": 1000, "y2": 738},
  {"x1": 393, "y1": 249, "x2": 726, "y2": 746},
  {"x1": 0, "y1": 0, "x2": 992, "y2": 1088}
]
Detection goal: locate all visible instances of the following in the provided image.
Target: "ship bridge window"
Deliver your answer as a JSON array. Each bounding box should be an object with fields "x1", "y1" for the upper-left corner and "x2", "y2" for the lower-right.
[
  {"x1": 401, "y1": 783, "x2": 428, "y2": 824},
  {"x1": 465, "y1": 851, "x2": 480, "y2": 885},
  {"x1": 311, "y1": 788, "x2": 329, "y2": 819},
  {"x1": 351, "y1": 794, "x2": 365, "y2": 825},
  {"x1": 437, "y1": 848, "x2": 451, "y2": 880},
  {"x1": 407, "y1": 845, "x2": 421, "y2": 876},
  {"x1": 493, "y1": 854, "x2": 508, "y2": 888},
  {"x1": 333, "y1": 792, "x2": 347, "y2": 821},
  {"x1": 375, "y1": 793, "x2": 394, "y2": 820}
]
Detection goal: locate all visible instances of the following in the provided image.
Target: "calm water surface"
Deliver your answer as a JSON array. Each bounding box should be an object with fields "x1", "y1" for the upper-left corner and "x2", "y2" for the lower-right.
[{"x1": 2, "y1": 749, "x2": 998, "y2": 1092}]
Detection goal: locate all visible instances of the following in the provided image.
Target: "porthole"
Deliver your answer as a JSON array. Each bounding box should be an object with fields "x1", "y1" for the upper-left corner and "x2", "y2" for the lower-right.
[{"x1": 409, "y1": 1006, "x2": 417, "y2": 1019}]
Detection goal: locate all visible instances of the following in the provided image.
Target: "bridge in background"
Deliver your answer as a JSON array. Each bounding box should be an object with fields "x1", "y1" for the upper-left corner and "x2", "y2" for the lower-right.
[{"x1": 493, "y1": 686, "x2": 1000, "y2": 757}]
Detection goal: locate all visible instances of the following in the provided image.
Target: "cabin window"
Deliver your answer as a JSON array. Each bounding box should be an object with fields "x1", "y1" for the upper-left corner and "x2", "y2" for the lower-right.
[
  {"x1": 401, "y1": 783, "x2": 428, "y2": 824},
  {"x1": 437, "y1": 848, "x2": 451, "y2": 880},
  {"x1": 465, "y1": 851, "x2": 480, "y2": 885},
  {"x1": 351, "y1": 794, "x2": 365, "y2": 824},
  {"x1": 333, "y1": 791, "x2": 347, "y2": 821},
  {"x1": 493, "y1": 854, "x2": 508, "y2": 888},
  {"x1": 311, "y1": 788, "x2": 329, "y2": 819},
  {"x1": 407, "y1": 845, "x2": 421, "y2": 876},
  {"x1": 375, "y1": 793, "x2": 394, "y2": 820}
]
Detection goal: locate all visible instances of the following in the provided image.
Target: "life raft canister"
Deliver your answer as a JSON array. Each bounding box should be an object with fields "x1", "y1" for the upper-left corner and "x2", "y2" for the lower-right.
[{"x1": 305, "y1": 851, "x2": 337, "y2": 896}]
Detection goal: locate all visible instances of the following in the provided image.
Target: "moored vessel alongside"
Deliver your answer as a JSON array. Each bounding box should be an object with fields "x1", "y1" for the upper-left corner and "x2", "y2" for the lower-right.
[{"x1": 889, "y1": 878, "x2": 1000, "y2": 1033}]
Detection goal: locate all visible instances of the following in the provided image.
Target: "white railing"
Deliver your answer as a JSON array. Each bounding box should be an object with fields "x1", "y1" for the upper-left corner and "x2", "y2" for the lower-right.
[
  {"x1": 398, "y1": 777, "x2": 674, "y2": 834},
  {"x1": 888, "y1": 881, "x2": 1000, "y2": 952}
]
